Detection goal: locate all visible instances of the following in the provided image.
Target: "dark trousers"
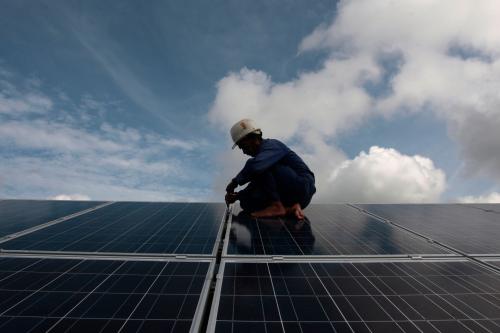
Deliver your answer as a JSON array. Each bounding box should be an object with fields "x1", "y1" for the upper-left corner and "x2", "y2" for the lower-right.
[{"x1": 239, "y1": 164, "x2": 316, "y2": 212}]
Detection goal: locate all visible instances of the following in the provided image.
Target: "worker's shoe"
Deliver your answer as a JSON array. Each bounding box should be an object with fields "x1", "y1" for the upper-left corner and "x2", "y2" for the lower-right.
[{"x1": 251, "y1": 201, "x2": 286, "y2": 218}]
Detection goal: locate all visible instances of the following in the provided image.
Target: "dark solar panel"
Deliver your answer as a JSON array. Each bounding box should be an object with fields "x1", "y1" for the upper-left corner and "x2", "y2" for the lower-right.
[
  {"x1": 211, "y1": 260, "x2": 500, "y2": 333},
  {"x1": 358, "y1": 204, "x2": 500, "y2": 255},
  {"x1": 227, "y1": 204, "x2": 449, "y2": 256},
  {"x1": 1, "y1": 202, "x2": 225, "y2": 255},
  {"x1": 0, "y1": 257, "x2": 211, "y2": 332},
  {"x1": 0, "y1": 200, "x2": 104, "y2": 238}
]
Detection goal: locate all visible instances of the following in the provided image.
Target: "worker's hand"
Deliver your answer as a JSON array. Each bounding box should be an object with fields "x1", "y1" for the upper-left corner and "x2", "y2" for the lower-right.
[
  {"x1": 225, "y1": 192, "x2": 238, "y2": 206},
  {"x1": 226, "y1": 179, "x2": 238, "y2": 193}
]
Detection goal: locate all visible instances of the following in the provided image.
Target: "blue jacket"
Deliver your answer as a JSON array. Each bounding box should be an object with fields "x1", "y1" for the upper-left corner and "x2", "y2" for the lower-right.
[{"x1": 234, "y1": 139, "x2": 314, "y2": 185}]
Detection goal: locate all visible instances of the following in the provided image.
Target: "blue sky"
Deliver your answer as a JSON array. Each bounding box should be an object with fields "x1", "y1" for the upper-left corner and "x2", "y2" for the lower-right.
[{"x1": 1, "y1": 0, "x2": 500, "y2": 203}]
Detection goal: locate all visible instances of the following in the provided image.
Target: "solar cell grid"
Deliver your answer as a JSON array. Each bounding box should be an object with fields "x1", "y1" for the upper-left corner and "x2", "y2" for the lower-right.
[
  {"x1": 0, "y1": 200, "x2": 104, "y2": 238},
  {"x1": 1, "y1": 202, "x2": 225, "y2": 255},
  {"x1": 358, "y1": 204, "x2": 500, "y2": 255},
  {"x1": 227, "y1": 204, "x2": 449, "y2": 256},
  {"x1": 0, "y1": 257, "x2": 212, "y2": 333},
  {"x1": 210, "y1": 260, "x2": 500, "y2": 333}
]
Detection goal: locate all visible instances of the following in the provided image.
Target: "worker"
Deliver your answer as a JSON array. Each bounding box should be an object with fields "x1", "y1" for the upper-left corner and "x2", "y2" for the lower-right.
[{"x1": 225, "y1": 119, "x2": 316, "y2": 219}]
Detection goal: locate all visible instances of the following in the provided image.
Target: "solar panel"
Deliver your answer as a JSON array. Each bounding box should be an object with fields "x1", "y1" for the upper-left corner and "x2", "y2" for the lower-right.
[
  {"x1": 1, "y1": 202, "x2": 226, "y2": 255},
  {"x1": 0, "y1": 256, "x2": 213, "y2": 333},
  {"x1": 463, "y1": 204, "x2": 500, "y2": 214},
  {"x1": 209, "y1": 260, "x2": 500, "y2": 333},
  {"x1": 3, "y1": 199, "x2": 498, "y2": 332},
  {"x1": 0, "y1": 200, "x2": 105, "y2": 238},
  {"x1": 226, "y1": 204, "x2": 449, "y2": 256},
  {"x1": 358, "y1": 204, "x2": 500, "y2": 255}
]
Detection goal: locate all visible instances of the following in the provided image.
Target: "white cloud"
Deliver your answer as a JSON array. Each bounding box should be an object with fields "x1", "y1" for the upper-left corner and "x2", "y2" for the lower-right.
[
  {"x1": 49, "y1": 193, "x2": 91, "y2": 201},
  {"x1": 0, "y1": 70, "x2": 210, "y2": 201},
  {"x1": 209, "y1": 63, "x2": 374, "y2": 141},
  {"x1": 323, "y1": 146, "x2": 446, "y2": 203},
  {"x1": 159, "y1": 138, "x2": 197, "y2": 151},
  {"x1": 458, "y1": 191, "x2": 500, "y2": 203},
  {"x1": 300, "y1": 0, "x2": 500, "y2": 181},
  {"x1": 0, "y1": 78, "x2": 53, "y2": 115},
  {"x1": 0, "y1": 120, "x2": 124, "y2": 152},
  {"x1": 209, "y1": 0, "x2": 500, "y2": 202},
  {"x1": 0, "y1": 149, "x2": 205, "y2": 202},
  {"x1": 299, "y1": 0, "x2": 500, "y2": 58}
]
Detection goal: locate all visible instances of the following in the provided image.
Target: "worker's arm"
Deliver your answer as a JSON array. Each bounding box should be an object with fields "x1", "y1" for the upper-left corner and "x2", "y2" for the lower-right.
[
  {"x1": 226, "y1": 179, "x2": 238, "y2": 193},
  {"x1": 234, "y1": 140, "x2": 289, "y2": 185}
]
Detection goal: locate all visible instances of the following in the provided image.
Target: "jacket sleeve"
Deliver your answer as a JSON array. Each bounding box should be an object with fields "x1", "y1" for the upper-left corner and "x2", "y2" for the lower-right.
[{"x1": 234, "y1": 141, "x2": 288, "y2": 185}]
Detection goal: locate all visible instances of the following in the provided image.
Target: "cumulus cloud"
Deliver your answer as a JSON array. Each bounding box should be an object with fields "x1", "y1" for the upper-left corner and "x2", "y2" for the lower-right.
[
  {"x1": 322, "y1": 146, "x2": 446, "y2": 203},
  {"x1": 209, "y1": 0, "x2": 500, "y2": 202},
  {"x1": 49, "y1": 194, "x2": 91, "y2": 201},
  {"x1": 458, "y1": 192, "x2": 500, "y2": 203},
  {"x1": 209, "y1": 63, "x2": 374, "y2": 141},
  {"x1": 300, "y1": 0, "x2": 500, "y2": 180}
]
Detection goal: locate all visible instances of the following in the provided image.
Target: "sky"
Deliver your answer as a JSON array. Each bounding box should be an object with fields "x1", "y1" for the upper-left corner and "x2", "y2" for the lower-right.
[{"x1": 1, "y1": 0, "x2": 500, "y2": 203}]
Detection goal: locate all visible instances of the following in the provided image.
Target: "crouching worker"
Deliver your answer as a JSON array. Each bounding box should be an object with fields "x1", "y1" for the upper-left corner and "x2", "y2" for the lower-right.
[{"x1": 225, "y1": 119, "x2": 316, "y2": 219}]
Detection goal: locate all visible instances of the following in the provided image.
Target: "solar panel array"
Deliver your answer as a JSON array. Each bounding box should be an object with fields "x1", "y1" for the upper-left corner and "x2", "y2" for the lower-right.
[{"x1": 1, "y1": 200, "x2": 499, "y2": 332}]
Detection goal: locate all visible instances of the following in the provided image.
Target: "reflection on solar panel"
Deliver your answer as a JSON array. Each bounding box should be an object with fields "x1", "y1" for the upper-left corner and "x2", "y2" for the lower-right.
[
  {"x1": 358, "y1": 204, "x2": 500, "y2": 254},
  {"x1": 0, "y1": 200, "x2": 104, "y2": 238},
  {"x1": 227, "y1": 205, "x2": 449, "y2": 256},
  {"x1": 0, "y1": 257, "x2": 211, "y2": 332},
  {"x1": 2, "y1": 202, "x2": 225, "y2": 255},
  {"x1": 210, "y1": 260, "x2": 500, "y2": 333}
]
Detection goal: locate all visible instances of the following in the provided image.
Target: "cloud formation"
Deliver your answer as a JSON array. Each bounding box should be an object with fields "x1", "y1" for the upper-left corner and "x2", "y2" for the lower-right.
[
  {"x1": 458, "y1": 192, "x2": 500, "y2": 204},
  {"x1": 0, "y1": 76, "x2": 52, "y2": 115},
  {"x1": 324, "y1": 146, "x2": 446, "y2": 203},
  {"x1": 0, "y1": 69, "x2": 210, "y2": 201},
  {"x1": 209, "y1": 0, "x2": 500, "y2": 202},
  {"x1": 301, "y1": 0, "x2": 500, "y2": 180}
]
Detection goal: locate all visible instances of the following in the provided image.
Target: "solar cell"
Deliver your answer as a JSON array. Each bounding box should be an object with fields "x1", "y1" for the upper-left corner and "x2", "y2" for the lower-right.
[
  {"x1": 0, "y1": 200, "x2": 105, "y2": 238},
  {"x1": 226, "y1": 204, "x2": 449, "y2": 256},
  {"x1": 0, "y1": 256, "x2": 212, "y2": 333},
  {"x1": 358, "y1": 204, "x2": 500, "y2": 255},
  {"x1": 210, "y1": 260, "x2": 500, "y2": 333},
  {"x1": 1, "y1": 202, "x2": 226, "y2": 255}
]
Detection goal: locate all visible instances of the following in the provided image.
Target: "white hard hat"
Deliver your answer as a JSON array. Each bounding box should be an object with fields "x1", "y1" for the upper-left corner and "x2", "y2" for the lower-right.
[{"x1": 230, "y1": 119, "x2": 261, "y2": 149}]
